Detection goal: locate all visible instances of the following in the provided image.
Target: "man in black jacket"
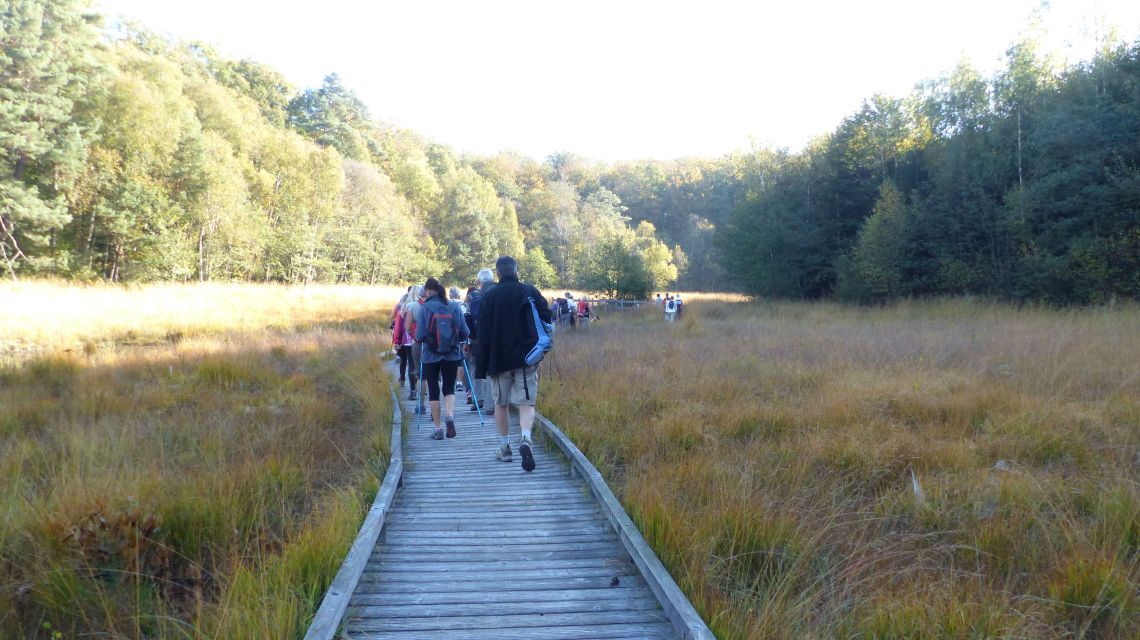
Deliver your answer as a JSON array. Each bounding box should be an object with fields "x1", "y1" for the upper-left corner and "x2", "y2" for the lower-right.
[{"x1": 475, "y1": 255, "x2": 553, "y2": 472}]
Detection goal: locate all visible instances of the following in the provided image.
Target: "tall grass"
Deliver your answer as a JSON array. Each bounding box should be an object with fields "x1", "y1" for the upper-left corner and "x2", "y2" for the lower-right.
[
  {"x1": 542, "y1": 299, "x2": 1139, "y2": 639},
  {"x1": 0, "y1": 280, "x2": 404, "y2": 362},
  {"x1": 0, "y1": 283, "x2": 400, "y2": 639}
]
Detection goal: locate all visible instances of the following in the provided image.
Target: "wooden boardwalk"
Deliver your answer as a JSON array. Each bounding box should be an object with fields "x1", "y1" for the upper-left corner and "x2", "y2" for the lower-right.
[{"x1": 306, "y1": 359, "x2": 713, "y2": 640}]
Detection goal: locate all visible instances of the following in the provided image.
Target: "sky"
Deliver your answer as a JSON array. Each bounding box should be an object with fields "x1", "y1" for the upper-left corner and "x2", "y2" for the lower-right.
[{"x1": 93, "y1": 0, "x2": 1140, "y2": 162}]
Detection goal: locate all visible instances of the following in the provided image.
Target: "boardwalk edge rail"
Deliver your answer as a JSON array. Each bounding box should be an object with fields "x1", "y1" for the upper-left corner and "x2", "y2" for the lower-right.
[
  {"x1": 536, "y1": 413, "x2": 716, "y2": 640},
  {"x1": 303, "y1": 385, "x2": 403, "y2": 640}
]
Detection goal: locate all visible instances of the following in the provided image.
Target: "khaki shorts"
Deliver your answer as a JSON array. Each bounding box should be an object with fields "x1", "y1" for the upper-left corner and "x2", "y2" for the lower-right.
[{"x1": 491, "y1": 366, "x2": 539, "y2": 406}]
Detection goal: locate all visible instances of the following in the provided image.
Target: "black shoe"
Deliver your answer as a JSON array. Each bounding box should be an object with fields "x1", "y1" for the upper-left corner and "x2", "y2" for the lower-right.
[
  {"x1": 409, "y1": 389, "x2": 416, "y2": 401},
  {"x1": 430, "y1": 429, "x2": 444, "y2": 440},
  {"x1": 519, "y1": 439, "x2": 535, "y2": 472},
  {"x1": 470, "y1": 403, "x2": 481, "y2": 412},
  {"x1": 445, "y1": 417, "x2": 456, "y2": 438}
]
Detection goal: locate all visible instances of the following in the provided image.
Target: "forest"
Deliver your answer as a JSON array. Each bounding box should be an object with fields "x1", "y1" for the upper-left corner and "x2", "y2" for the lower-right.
[{"x1": 3, "y1": 0, "x2": 1139, "y2": 303}]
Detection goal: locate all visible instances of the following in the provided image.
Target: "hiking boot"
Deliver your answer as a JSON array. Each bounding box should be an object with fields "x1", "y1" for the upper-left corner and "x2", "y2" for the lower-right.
[
  {"x1": 445, "y1": 417, "x2": 456, "y2": 438},
  {"x1": 519, "y1": 438, "x2": 535, "y2": 472},
  {"x1": 495, "y1": 443, "x2": 512, "y2": 462},
  {"x1": 430, "y1": 428, "x2": 444, "y2": 440},
  {"x1": 408, "y1": 388, "x2": 417, "y2": 401},
  {"x1": 469, "y1": 403, "x2": 481, "y2": 412}
]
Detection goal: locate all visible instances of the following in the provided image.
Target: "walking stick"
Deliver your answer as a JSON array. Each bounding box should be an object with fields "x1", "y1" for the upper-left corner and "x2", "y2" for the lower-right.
[
  {"x1": 417, "y1": 343, "x2": 425, "y2": 427},
  {"x1": 460, "y1": 356, "x2": 485, "y2": 430}
]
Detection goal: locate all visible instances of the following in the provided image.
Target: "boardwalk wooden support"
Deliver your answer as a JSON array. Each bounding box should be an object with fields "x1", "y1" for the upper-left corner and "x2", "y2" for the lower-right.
[
  {"x1": 303, "y1": 389, "x2": 404, "y2": 640},
  {"x1": 304, "y1": 359, "x2": 714, "y2": 639},
  {"x1": 536, "y1": 414, "x2": 716, "y2": 640}
]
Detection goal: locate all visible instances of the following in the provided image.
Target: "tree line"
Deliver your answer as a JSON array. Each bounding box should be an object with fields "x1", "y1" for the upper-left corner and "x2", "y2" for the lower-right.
[
  {"x1": 1, "y1": 1, "x2": 683, "y2": 295},
  {"x1": 4, "y1": 0, "x2": 1139, "y2": 303},
  {"x1": 720, "y1": 39, "x2": 1140, "y2": 304}
]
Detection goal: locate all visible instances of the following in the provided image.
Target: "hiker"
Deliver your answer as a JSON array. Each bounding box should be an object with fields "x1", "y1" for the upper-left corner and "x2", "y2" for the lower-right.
[
  {"x1": 392, "y1": 289, "x2": 415, "y2": 388},
  {"x1": 655, "y1": 293, "x2": 662, "y2": 306},
  {"x1": 664, "y1": 295, "x2": 677, "y2": 322},
  {"x1": 403, "y1": 284, "x2": 425, "y2": 402},
  {"x1": 416, "y1": 277, "x2": 470, "y2": 440},
  {"x1": 565, "y1": 293, "x2": 577, "y2": 329},
  {"x1": 464, "y1": 268, "x2": 495, "y2": 415},
  {"x1": 577, "y1": 297, "x2": 591, "y2": 329},
  {"x1": 675, "y1": 294, "x2": 684, "y2": 319},
  {"x1": 476, "y1": 255, "x2": 553, "y2": 472}
]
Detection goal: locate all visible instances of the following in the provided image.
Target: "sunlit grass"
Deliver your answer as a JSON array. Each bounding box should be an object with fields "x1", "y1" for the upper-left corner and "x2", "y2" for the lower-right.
[
  {"x1": 542, "y1": 299, "x2": 1140, "y2": 639},
  {"x1": 0, "y1": 283, "x2": 401, "y2": 639},
  {"x1": 0, "y1": 280, "x2": 405, "y2": 362}
]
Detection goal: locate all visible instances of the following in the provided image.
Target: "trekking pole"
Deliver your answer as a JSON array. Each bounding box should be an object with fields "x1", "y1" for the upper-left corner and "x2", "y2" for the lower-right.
[
  {"x1": 460, "y1": 356, "x2": 485, "y2": 430},
  {"x1": 417, "y1": 343, "x2": 425, "y2": 427}
]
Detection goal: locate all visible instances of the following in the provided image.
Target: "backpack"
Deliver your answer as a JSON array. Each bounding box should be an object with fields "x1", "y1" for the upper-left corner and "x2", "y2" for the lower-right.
[
  {"x1": 465, "y1": 289, "x2": 483, "y2": 335},
  {"x1": 424, "y1": 303, "x2": 460, "y2": 355},
  {"x1": 524, "y1": 296, "x2": 554, "y2": 367},
  {"x1": 665, "y1": 299, "x2": 676, "y2": 312}
]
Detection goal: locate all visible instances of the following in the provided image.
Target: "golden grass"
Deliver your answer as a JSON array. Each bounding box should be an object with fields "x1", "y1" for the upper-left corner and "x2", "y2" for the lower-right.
[
  {"x1": 0, "y1": 282, "x2": 402, "y2": 639},
  {"x1": 0, "y1": 280, "x2": 406, "y2": 362},
  {"x1": 541, "y1": 299, "x2": 1140, "y2": 639}
]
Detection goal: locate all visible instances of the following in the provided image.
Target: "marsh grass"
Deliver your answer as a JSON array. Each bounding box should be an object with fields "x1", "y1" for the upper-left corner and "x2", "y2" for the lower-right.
[
  {"x1": 0, "y1": 280, "x2": 404, "y2": 363},
  {"x1": 0, "y1": 283, "x2": 399, "y2": 639},
  {"x1": 543, "y1": 299, "x2": 1140, "y2": 639}
]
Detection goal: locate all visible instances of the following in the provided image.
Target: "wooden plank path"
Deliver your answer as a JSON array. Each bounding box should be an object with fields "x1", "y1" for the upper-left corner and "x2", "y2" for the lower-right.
[{"x1": 306, "y1": 359, "x2": 714, "y2": 640}]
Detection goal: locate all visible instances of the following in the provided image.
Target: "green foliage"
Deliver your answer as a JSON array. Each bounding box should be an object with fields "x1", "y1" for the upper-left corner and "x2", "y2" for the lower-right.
[
  {"x1": 579, "y1": 233, "x2": 651, "y2": 299},
  {"x1": 519, "y1": 245, "x2": 557, "y2": 288},
  {"x1": 0, "y1": 0, "x2": 103, "y2": 277},
  {"x1": 6, "y1": 5, "x2": 1139, "y2": 304},
  {"x1": 720, "y1": 38, "x2": 1140, "y2": 304}
]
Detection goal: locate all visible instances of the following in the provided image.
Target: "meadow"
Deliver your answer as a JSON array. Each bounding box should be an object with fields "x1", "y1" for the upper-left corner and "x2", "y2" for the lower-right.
[
  {"x1": 4, "y1": 282, "x2": 1137, "y2": 639},
  {"x1": 542, "y1": 299, "x2": 1139, "y2": 639},
  {"x1": 0, "y1": 282, "x2": 400, "y2": 639}
]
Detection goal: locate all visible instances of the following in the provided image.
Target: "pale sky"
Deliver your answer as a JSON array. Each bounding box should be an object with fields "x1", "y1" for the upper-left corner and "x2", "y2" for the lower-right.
[{"x1": 93, "y1": 0, "x2": 1140, "y2": 161}]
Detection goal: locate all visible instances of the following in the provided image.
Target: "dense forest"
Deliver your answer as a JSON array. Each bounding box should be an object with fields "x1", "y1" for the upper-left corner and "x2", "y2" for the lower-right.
[{"x1": 3, "y1": 0, "x2": 1139, "y2": 302}]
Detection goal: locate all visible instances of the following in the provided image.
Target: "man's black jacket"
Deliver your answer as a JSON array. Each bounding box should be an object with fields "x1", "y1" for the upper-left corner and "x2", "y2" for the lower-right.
[{"x1": 475, "y1": 274, "x2": 552, "y2": 378}]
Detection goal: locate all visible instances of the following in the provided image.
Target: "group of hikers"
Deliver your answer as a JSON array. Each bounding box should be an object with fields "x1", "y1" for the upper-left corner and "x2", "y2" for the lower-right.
[
  {"x1": 551, "y1": 292, "x2": 595, "y2": 329},
  {"x1": 655, "y1": 292, "x2": 684, "y2": 321},
  {"x1": 390, "y1": 256, "x2": 552, "y2": 473}
]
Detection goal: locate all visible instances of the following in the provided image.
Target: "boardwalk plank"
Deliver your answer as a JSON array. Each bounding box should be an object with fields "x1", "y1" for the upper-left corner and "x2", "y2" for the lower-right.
[
  {"x1": 351, "y1": 595, "x2": 662, "y2": 619},
  {"x1": 348, "y1": 610, "x2": 671, "y2": 632},
  {"x1": 344, "y1": 622, "x2": 676, "y2": 639},
  {"x1": 350, "y1": 586, "x2": 648, "y2": 606},
  {"x1": 351, "y1": 575, "x2": 650, "y2": 595}
]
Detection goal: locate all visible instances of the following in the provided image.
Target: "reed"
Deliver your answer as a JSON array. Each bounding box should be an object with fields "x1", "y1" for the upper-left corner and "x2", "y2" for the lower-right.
[
  {"x1": 0, "y1": 282, "x2": 400, "y2": 639},
  {"x1": 542, "y1": 299, "x2": 1139, "y2": 639}
]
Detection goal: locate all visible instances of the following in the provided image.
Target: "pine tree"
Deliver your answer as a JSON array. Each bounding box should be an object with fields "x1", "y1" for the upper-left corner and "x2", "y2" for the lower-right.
[{"x1": 0, "y1": 0, "x2": 102, "y2": 278}]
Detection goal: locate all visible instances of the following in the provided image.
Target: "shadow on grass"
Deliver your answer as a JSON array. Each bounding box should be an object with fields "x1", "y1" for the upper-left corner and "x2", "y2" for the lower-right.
[{"x1": 0, "y1": 320, "x2": 395, "y2": 640}]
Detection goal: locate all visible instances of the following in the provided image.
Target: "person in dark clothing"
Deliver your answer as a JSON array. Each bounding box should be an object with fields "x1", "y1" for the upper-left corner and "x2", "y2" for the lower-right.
[
  {"x1": 416, "y1": 277, "x2": 470, "y2": 440},
  {"x1": 464, "y1": 268, "x2": 495, "y2": 414},
  {"x1": 475, "y1": 256, "x2": 553, "y2": 472}
]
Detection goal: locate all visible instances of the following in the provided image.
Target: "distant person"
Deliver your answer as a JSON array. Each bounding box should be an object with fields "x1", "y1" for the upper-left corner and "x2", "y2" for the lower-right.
[
  {"x1": 476, "y1": 256, "x2": 553, "y2": 472},
  {"x1": 416, "y1": 277, "x2": 470, "y2": 440},
  {"x1": 655, "y1": 293, "x2": 662, "y2": 306},
  {"x1": 675, "y1": 295, "x2": 684, "y2": 319},
  {"x1": 464, "y1": 268, "x2": 494, "y2": 414},
  {"x1": 565, "y1": 293, "x2": 577, "y2": 329},
  {"x1": 577, "y1": 297, "x2": 591, "y2": 329},
  {"x1": 664, "y1": 295, "x2": 677, "y2": 322}
]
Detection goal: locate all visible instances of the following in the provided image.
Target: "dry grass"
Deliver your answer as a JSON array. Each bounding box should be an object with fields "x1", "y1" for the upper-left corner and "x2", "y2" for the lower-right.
[
  {"x1": 0, "y1": 280, "x2": 405, "y2": 362},
  {"x1": 542, "y1": 299, "x2": 1140, "y2": 639},
  {"x1": 0, "y1": 282, "x2": 401, "y2": 639}
]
